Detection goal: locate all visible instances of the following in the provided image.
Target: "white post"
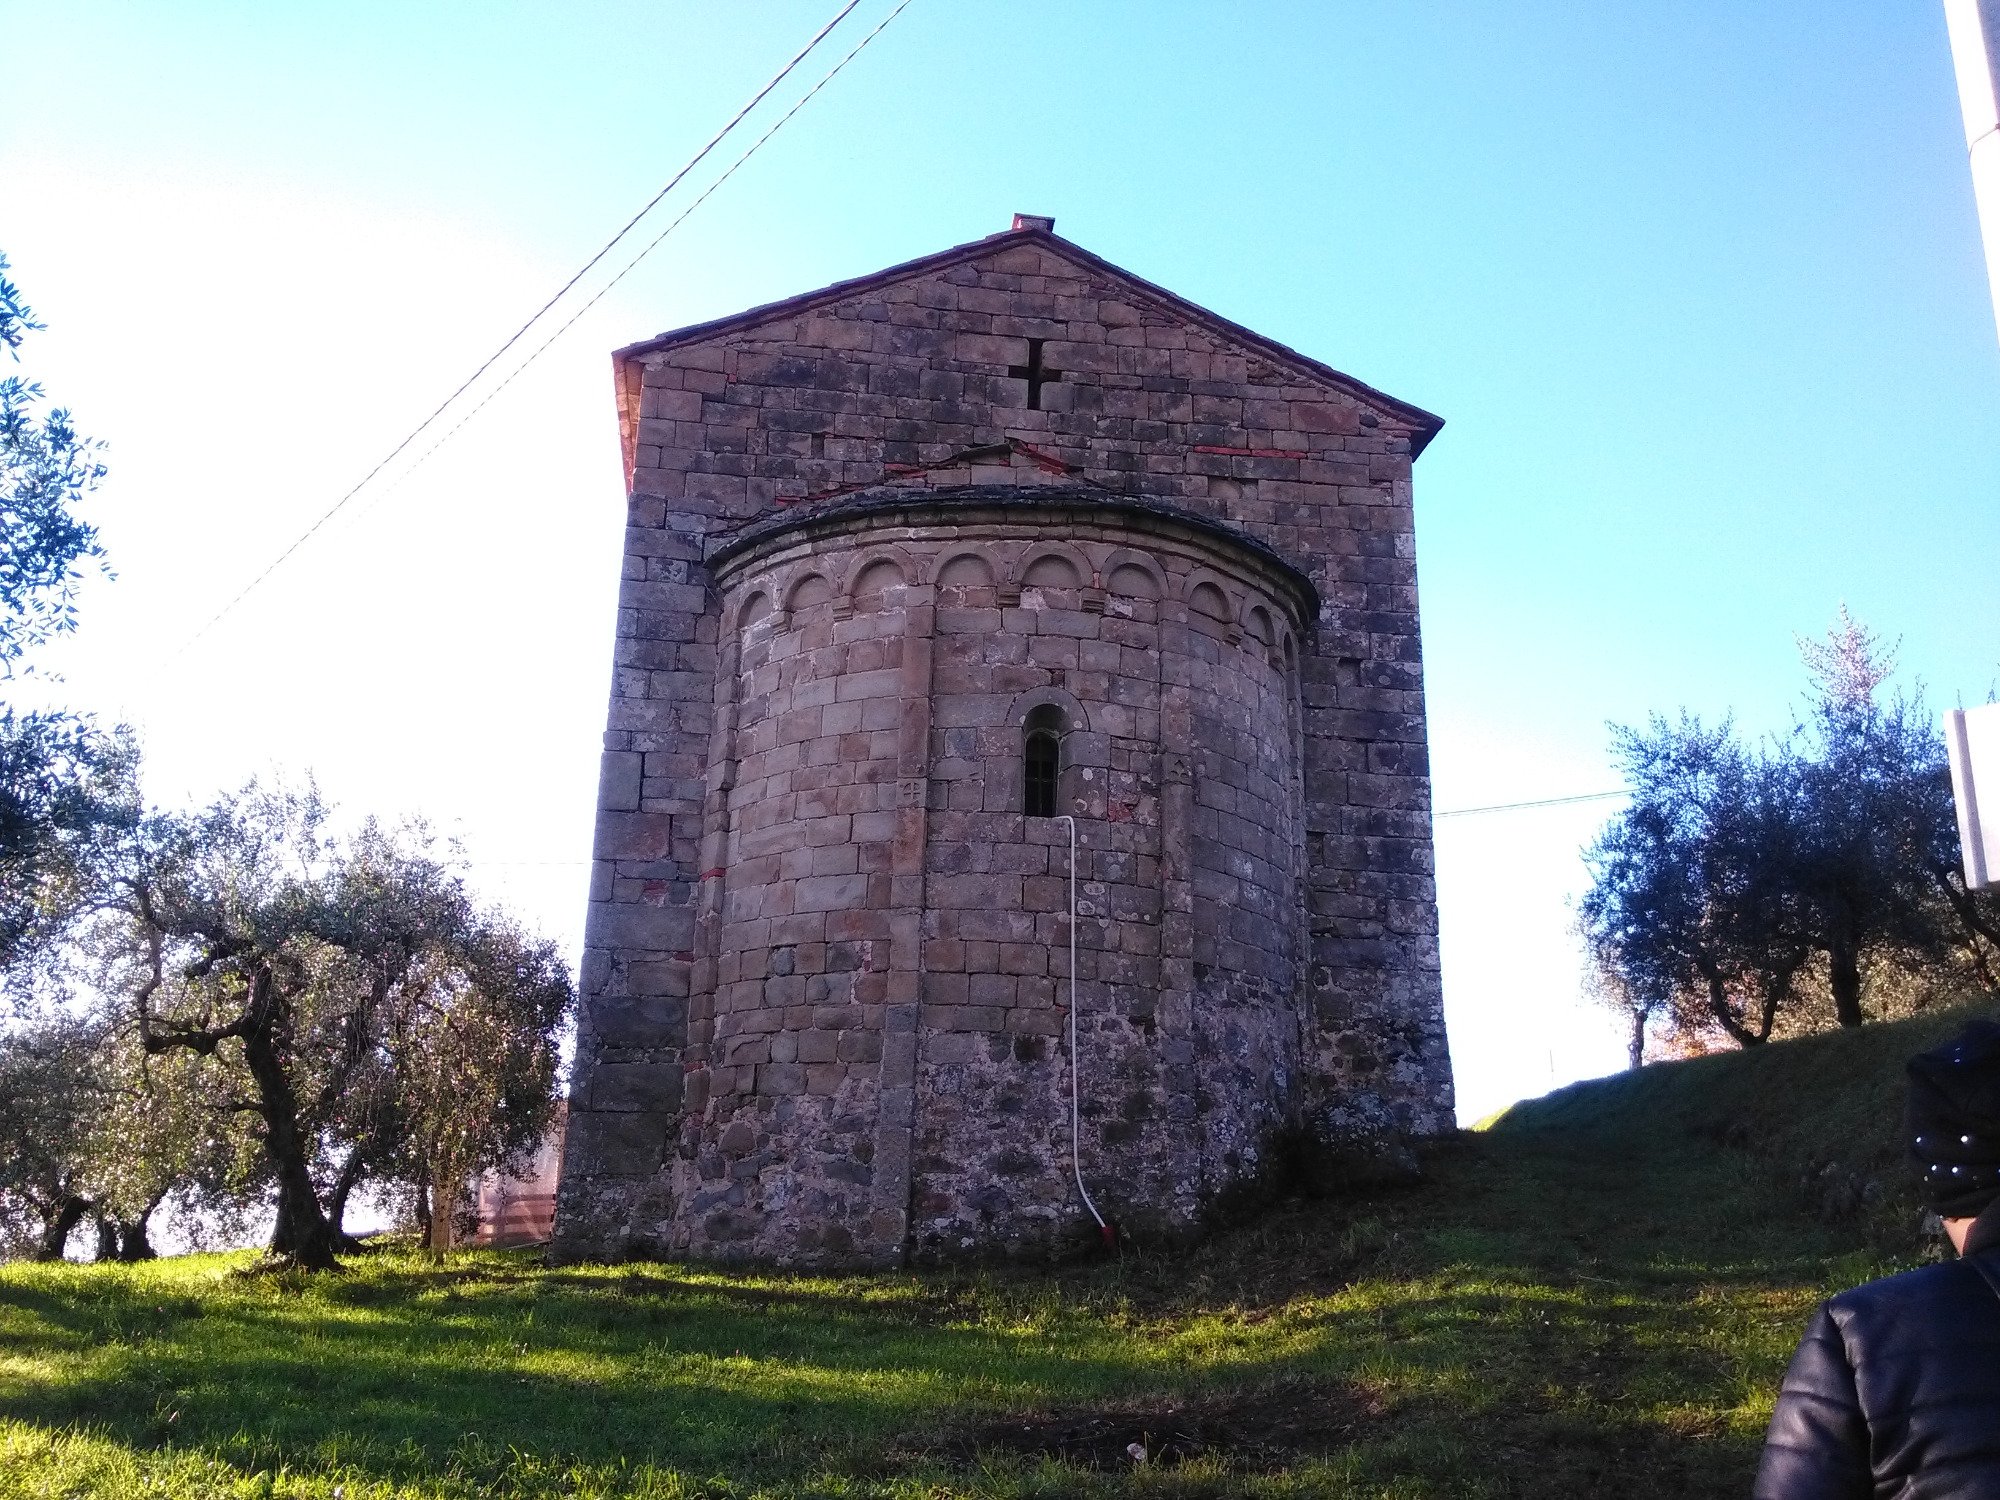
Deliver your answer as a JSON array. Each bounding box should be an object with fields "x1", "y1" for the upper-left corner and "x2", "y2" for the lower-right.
[
  {"x1": 1945, "y1": 0, "x2": 2000, "y2": 345},
  {"x1": 1946, "y1": 703, "x2": 2000, "y2": 890}
]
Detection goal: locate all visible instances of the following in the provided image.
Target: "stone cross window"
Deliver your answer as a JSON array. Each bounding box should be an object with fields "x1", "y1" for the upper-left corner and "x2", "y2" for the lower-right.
[
  {"x1": 1008, "y1": 339, "x2": 1063, "y2": 411},
  {"x1": 1023, "y1": 704, "x2": 1064, "y2": 817}
]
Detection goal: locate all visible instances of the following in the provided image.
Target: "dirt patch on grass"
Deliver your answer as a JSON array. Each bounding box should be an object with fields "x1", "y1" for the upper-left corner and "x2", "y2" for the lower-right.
[{"x1": 932, "y1": 1379, "x2": 1385, "y2": 1471}]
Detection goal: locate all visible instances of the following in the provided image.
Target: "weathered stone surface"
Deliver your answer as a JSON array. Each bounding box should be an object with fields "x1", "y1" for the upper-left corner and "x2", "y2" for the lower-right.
[
  {"x1": 562, "y1": 1109, "x2": 669, "y2": 1178},
  {"x1": 552, "y1": 221, "x2": 1453, "y2": 1270},
  {"x1": 589, "y1": 1063, "x2": 684, "y2": 1114}
]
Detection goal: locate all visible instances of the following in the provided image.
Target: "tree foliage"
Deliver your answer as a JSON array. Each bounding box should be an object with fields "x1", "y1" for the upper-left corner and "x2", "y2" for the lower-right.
[
  {"x1": 1582, "y1": 715, "x2": 1809, "y2": 1047},
  {"x1": 381, "y1": 924, "x2": 567, "y2": 1253},
  {"x1": 0, "y1": 1012, "x2": 107, "y2": 1259},
  {"x1": 0, "y1": 250, "x2": 133, "y2": 982},
  {"x1": 1583, "y1": 612, "x2": 1999, "y2": 1056},
  {"x1": 0, "y1": 781, "x2": 570, "y2": 1269},
  {"x1": 0, "y1": 711, "x2": 138, "y2": 976},
  {"x1": 100, "y1": 784, "x2": 572, "y2": 1269},
  {"x1": 84, "y1": 1025, "x2": 255, "y2": 1259},
  {"x1": 0, "y1": 254, "x2": 573, "y2": 1270},
  {"x1": 0, "y1": 251, "x2": 107, "y2": 672}
]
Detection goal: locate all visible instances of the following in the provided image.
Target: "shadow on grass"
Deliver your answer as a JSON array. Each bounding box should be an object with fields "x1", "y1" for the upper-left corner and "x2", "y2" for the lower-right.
[
  {"x1": 1, "y1": 1260, "x2": 1165, "y2": 1489},
  {"x1": 0, "y1": 1124, "x2": 1877, "y2": 1497}
]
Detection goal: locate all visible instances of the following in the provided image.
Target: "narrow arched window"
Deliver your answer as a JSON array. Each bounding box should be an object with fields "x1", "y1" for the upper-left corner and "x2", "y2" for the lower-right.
[{"x1": 1023, "y1": 704, "x2": 1065, "y2": 818}]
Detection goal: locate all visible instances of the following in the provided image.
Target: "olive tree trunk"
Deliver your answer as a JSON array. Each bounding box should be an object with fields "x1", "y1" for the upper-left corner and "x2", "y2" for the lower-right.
[
  {"x1": 35, "y1": 1196, "x2": 90, "y2": 1261},
  {"x1": 1829, "y1": 936, "x2": 1865, "y2": 1029},
  {"x1": 238, "y1": 977, "x2": 341, "y2": 1271}
]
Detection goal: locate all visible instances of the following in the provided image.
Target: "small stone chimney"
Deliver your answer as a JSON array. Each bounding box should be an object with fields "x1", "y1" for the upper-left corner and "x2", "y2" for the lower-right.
[{"x1": 1010, "y1": 213, "x2": 1055, "y2": 233}]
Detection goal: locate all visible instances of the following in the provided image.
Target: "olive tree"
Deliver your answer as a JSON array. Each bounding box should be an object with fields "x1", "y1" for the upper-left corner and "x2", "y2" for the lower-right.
[
  {"x1": 0, "y1": 1012, "x2": 107, "y2": 1258},
  {"x1": 0, "y1": 251, "x2": 132, "y2": 981},
  {"x1": 319, "y1": 919, "x2": 569, "y2": 1253},
  {"x1": 0, "y1": 249, "x2": 107, "y2": 671},
  {"x1": 1580, "y1": 713, "x2": 1816, "y2": 1046},
  {"x1": 0, "y1": 713, "x2": 137, "y2": 979},
  {"x1": 82, "y1": 1025, "x2": 253, "y2": 1259},
  {"x1": 108, "y1": 784, "x2": 571, "y2": 1269},
  {"x1": 382, "y1": 924, "x2": 568, "y2": 1254},
  {"x1": 1583, "y1": 612, "x2": 2000, "y2": 1052}
]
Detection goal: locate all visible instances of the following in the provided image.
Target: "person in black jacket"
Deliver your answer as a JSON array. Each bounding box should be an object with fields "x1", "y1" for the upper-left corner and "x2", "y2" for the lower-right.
[{"x1": 1754, "y1": 1017, "x2": 2000, "y2": 1499}]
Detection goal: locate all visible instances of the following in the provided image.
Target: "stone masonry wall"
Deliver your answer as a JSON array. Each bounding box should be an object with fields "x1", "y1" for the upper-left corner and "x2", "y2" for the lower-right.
[
  {"x1": 553, "y1": 226, "x2": 1452, "y2": 1266},
  {"x1": 668, "y1": 501, "x2": 1312, "y2": 1265}
]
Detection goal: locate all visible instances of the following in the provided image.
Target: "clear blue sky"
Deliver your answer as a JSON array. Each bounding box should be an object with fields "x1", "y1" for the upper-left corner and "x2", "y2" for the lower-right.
[{"x1": 4, "y1": 2, "x2": 1996, "y2": 1121}]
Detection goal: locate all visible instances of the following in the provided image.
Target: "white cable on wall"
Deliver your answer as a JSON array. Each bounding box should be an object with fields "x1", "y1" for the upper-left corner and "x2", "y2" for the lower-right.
[{"x1": 1056, "y1": 813, "x2": 1109, "y2": 1235}]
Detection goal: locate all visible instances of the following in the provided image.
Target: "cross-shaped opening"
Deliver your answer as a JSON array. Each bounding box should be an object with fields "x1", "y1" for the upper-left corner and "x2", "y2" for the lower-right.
[{"x1": 1007, "y1": 338, "x2": 1063, "y2": 411}]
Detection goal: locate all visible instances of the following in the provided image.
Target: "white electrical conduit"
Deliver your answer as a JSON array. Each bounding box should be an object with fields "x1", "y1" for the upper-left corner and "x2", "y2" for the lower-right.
[{"x1": 1056, "y1": 813, "x2": 1110, "y2": 1237}]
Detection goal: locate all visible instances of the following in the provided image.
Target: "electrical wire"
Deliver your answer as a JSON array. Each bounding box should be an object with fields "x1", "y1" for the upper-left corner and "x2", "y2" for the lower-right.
[
  {"x1": 167, "y1": 0, "x2": 868, "y2": 659},
  {"x1": 1433, "y1": 789, "x2": 1628, "y2": 819},
  {"x1": 469, "y1": 784, "x2": 1627, "y2": 870},
  {"x1": 471, "y1": 781, "x2": 1626, "y2": 869},
  {"x1": 346, "y1": 0, "x2": 919, "y2": 527}
]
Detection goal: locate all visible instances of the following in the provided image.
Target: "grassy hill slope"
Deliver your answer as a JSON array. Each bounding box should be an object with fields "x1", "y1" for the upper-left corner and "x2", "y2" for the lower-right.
[
  {"x1": 3, "y1": 1002, "x2": 1991, "y2": 1500},
  {"x1": 1491, "y1": 1000, "x2": 1991, "y2": 1250}
]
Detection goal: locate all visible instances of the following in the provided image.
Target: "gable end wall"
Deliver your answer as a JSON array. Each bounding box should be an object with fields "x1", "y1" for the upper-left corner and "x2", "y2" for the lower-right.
[{"x1": 554, "y1": 235, "x2": 1452, "y2": 1262}]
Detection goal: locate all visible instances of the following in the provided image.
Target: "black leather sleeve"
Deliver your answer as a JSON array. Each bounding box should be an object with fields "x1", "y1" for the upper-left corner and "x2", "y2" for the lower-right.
[{"x1": 1753, "y1": 1305, "x2": 1871, "y2": 1500}]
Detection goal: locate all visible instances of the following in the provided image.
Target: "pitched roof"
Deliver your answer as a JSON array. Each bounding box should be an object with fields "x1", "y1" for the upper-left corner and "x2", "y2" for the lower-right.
[{"x1": 614, "y1": 225, "x2": 1444, "y2": 456}]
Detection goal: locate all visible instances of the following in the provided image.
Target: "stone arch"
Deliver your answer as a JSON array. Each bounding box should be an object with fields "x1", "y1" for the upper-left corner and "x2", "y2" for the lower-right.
[
  {"x1": 844, "y1": 549, "x2": 911, "y2": 605},
  {"x1": 1246, "y1": 604, "x2": 1276, "y2": 646},
  {"x1": 1100, "y1": 549, "x2": 1165, "y2": 600},
  {"x1": 933, "y1": 549, "x2": 996, "y2": 589},
  {"x1": 737, "y1": 589, "x2": 775, "y2": 631},
  {"x1": 785, "y1": 571, "x2": 834, "y2": 612},
  {"x1": 1015, "y1": 543, "x2": 1090, "y2": 591},
  {"x1": 1184, "y1": 576, "x2": 1236, "y2": 625},
  {"x1": 1006, "y1": 685, "x2": 1091, "y2": 734}
]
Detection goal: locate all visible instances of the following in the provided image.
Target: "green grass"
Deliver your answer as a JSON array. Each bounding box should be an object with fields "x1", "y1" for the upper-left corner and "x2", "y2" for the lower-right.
[
  {"x1": 4, "y1": 1002, "x2": 1990, "y2": 1499},
  {"x1": 1491, "y1": 1000, "x2": 1987, "y2": 1248}
]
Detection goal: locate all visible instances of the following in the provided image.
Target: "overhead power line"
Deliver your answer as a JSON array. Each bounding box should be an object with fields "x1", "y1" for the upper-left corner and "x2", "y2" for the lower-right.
[
  {"x1": 1433, "y1": 790, "x2": 1628, "y2": 819},
  {"x1": 168, "y1": 0, "x2": 871, "y2": 659},
  {"x1": 349, "y1": 0, "x2": 921, "y2": 525},
  {"x1": 476, "y1": 785, "x2": 1631, "y2": 868}
]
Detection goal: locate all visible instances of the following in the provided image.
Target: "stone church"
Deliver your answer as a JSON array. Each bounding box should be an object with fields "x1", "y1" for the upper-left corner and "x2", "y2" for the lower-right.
[{"x1": 552, "y1": 216, "x2": 1453, "y2": 1268}]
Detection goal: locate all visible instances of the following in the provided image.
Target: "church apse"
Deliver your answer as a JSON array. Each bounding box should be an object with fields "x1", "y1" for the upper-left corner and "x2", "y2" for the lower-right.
[{"x1": 553, "y1": 218, "x2": 1453, "y2": 1268}]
